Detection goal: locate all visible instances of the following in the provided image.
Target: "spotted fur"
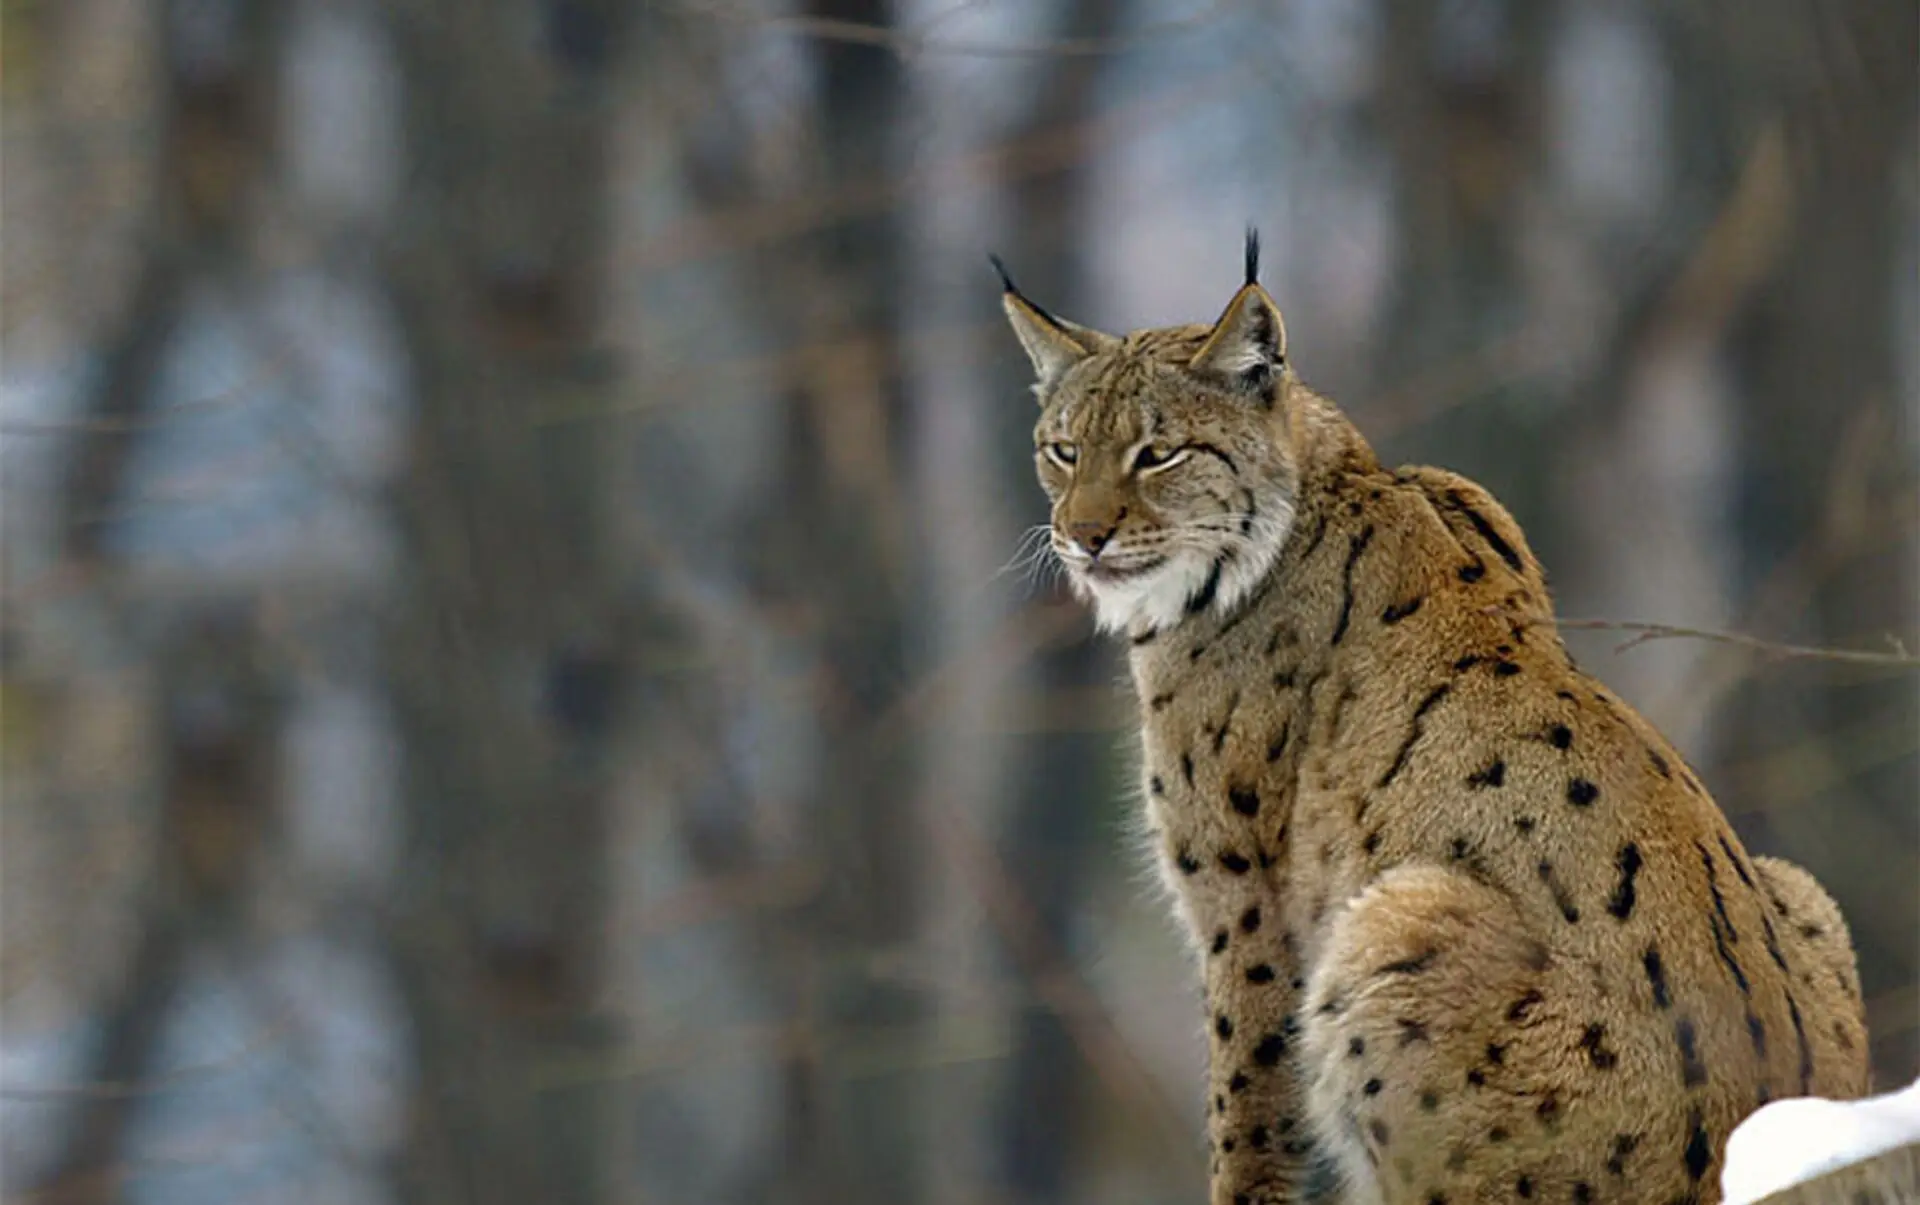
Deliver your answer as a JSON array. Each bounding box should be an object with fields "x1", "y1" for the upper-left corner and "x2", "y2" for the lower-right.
[{"x1": 1001, "y1": 244, "x2": 1870, "y2": 1205}]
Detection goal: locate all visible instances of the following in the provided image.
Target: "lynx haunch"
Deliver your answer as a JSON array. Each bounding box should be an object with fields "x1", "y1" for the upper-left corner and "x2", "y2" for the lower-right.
[{"x1": 998, "y1": 234, "x2": 1869, "y2": 1205}]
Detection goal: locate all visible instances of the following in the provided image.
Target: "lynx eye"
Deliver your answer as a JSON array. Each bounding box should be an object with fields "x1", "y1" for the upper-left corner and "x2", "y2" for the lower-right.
[
  {"x1": 1043, "y1": 441, "x2": 1078, "y2": 467},
  {"x1": 1132, "y1": 443, "x2": 1190, "y2": 473}
]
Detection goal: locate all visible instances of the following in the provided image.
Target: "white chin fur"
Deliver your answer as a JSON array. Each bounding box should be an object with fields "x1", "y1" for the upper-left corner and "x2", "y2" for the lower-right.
[{"x1": 1068, "y1": 508, "x2": 1292, "y2": 636}]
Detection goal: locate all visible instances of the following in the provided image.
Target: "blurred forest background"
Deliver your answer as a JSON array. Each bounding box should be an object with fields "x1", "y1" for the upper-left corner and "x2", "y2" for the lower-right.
[{"x1": 2, "y1": 1, "x2": 1916, "y2": 1203}]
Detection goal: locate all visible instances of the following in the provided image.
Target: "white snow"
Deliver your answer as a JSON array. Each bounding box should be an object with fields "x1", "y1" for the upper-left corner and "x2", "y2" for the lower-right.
[{"x1": 1721, "y1": 1077, "x2": 1920, "y2": 1204}]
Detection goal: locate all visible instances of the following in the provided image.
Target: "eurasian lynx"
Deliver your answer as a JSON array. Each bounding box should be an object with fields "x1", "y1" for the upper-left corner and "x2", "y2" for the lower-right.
[{"x1": 998, "y1": 234, "x2": 1870, "y2": 1204}]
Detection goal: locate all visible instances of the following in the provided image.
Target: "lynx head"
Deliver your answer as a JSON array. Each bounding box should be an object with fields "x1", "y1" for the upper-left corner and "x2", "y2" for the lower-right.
[{"x1": 999, "y1": 232, "x2": 1303, "y2": 637}]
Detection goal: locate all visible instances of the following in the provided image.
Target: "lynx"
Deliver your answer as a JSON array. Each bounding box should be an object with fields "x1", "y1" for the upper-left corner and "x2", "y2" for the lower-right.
[{"x1": 997, "y1": 234, "x2": 1870, "y2": 1205}]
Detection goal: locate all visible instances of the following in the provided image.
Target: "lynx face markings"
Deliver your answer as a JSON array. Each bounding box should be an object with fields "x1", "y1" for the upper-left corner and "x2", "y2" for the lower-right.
[{"x1": 998, "y1": 235, "x2": 1871, "y2": 1205}]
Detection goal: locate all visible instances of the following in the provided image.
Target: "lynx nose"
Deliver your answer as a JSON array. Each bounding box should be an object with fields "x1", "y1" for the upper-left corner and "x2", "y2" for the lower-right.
[{"x1": 1069, "y1": 519, "x2": 1115, "y2": 556}]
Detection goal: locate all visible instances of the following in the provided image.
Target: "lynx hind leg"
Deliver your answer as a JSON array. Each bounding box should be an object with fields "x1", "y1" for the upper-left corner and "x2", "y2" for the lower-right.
[
  {"x1": 1298, "y1": 867, "x2": 1604, "y2": 1205},
  {"x1": 1751, "y1": 855, "x2": 1871, "y2": 1098}
]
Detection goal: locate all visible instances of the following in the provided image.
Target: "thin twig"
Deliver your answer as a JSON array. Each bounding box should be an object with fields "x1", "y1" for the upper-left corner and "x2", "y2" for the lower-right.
[
  {"x1": 683, "y1": 0, "x2": 1240, "y2": 61},
  {"x1": 1554, "y1": 617, "x2": 1918, "y2": 667}
]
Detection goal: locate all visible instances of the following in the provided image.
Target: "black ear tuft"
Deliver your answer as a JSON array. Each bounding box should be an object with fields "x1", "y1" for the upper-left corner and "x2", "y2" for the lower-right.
[
  {"x1": 989, "y1": 253, "x2": 1018, "y2": 295},
  {"x1": 1244, "y1": 227, "x2": 1260, "y2": 287}
]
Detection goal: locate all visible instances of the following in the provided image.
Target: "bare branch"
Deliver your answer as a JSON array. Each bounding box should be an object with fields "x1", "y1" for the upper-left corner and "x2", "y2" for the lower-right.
[
  {"x1": 1553, "y1": 617, "x2": 1919, "y2": 668},
  {"x1": 681, "y1": 0, "x2": 1239, "y2": 61}
]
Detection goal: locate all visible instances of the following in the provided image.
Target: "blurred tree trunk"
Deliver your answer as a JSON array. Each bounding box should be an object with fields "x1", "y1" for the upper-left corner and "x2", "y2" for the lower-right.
[
  {"x1": 32, "y1": 612, "x2": 282, "y2": 1204},
  {"x1": 35, "y1": 2, "x2": 283, "y2": 1198},
  {"x1": 1712, "y1": 0, "x2": 1919, "y2": 1087},
  {"x1": 380, "y1": 3, "x2": 632, "y2": 1203},
  {"x1": 740, "y1": 3, "x2": 921, "y2": 1201},
  {"x1": 1374, "y1": 0, "x2": 1555, "y2": 524},
  {"x1": 985, "y1": 1, "x2": 1124, "y2": 1198},
  {"x1": 55, "y1": 0, "x2": 278, "y2": 562}
]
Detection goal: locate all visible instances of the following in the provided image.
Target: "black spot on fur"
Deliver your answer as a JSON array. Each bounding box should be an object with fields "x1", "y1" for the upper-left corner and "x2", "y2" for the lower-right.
[
  {"x1": 1701, "y1": 850, "x2": 1752, "y2": 996},
  {"x1": 1699, "y1": 844, "x2": 1739, "y2": 941},
  {"x1": 1265, "y1": 720, "x2": 1291, "y2": 763},
  {"x1": 1607, "y1": 843, "x2": 1643, "y2": 920},
  {"x1": 1246, "y1": 964, "x2": 1275, "y2": 984},
  {"x1": 1787, "y1": 990, "x2": 1813, "y2": 1093},
  {"x1": 1644, "y1": 948, "x2": 1671, "y2": 1008},
  {"x1": 1148, "y1": 775, "x2": 1164, "y2": 796},
  {"x1": 1514, "y1": 815, "x2": 1536, "y2": 834},
  {"x1": 1711, "y1": 917, "x2": 1750, "y2": 995},
  {"x1": 1567, "y1": 778, "x2": 1599, "y2": 807},
  {"x1": 1458, "y1": 560, "x2": 1486, "y2": 583},
  {"x1": 1219, "y1": 852, "x2": 1251, "y2": 874},
  {"x1": 1239, "y1": 907, "x2": 1261, "y2": 934},
  {"x1": 1397, "y1": 1019, "x2": 1430, "y2": 1046},
  {"x1": 1379, "y1": 683, "x2": 1451, "y2": 788},
  {"x1": 1467, "y1": 759, "x2": 1506, "y2": 789},
  {"x1": 1331, "y1": 526, "x2": 1375, "y2": 645},
  {"x1": 1607, "y1": 1133, "x2": 1639, "y2": 1176},
  {"x1": 1747, "y1": 1012, "x2": 1767, "y2": 1058},
  {"x1": 1485, "y1": 1042, "x2": 1506, "y2": 1065},
  {"x1": 1494, "y1": 660, "x2": 1522, "y2": 677},
  {"x1": 1176, "y1": 848, "x2": 1201, "y2": 875},
  {"x1": 1228, "y1": 1072, "x2": 1249, "y2": 1093},
  {"x1": 1369, "y1": 1118, "x2": 1390, "y2": 1147},
  {"x1": 1579, "y1": 1024, "x2": 1618, "y2": 1069},
  {"x1": 1348, "y1": 1037, "x2": 1365, "y2": 1057},
  {"x1": 1424, "y1": 1092, "x2": 1442, "y2": 1112},
  {"x1": 1535, "y1": 1094, "x2": 1560, "y2": 1124},
  {"x1": 1272, "y1": 668, "x2": 1297, "y2": 690},
  {"x1": 1181, "y1": 752, "x2": 1194, "y2": 787},
  {"x1": 1761, "y1": 916, "x2": 1790, "y2": 972},
  {"x1": 1295, "y1": 512, "x2": 1331, "y2": 563},
  {"x1": 1574, "y1": 1183, "x2": 1593, "y2": 1204},
  {"x1": 1363, "y1": 1077, "x2": 1382, "y2": 1096},
  {"x1": 1149, "y1": 691, "x2": 1175, "y2": 711},
  {"x1": 1212, "y1": 699, "x2": 1239, "y2": 753},
  {"x1": 1719, "y1": 835, "x2": 1756, "y2": 889},
  {"x1": 1516, "y1": 1176, "x2": 1533, "y2": 1198},
  {"x1": 1382, "y1": 597, "x2": 1424, "y2": 624},
  {"x1": 1230, "y1": 785, "x2": 1260, "y2": 816},
  {"x1": 1211, "y1": 929, "x2": 1228, "y2": 954},
  {"x1": 1537, "y1": 860, "x2": 1580, "y2": 923},
  {"x1": 1548, "y1": 724, "x2": 1573, "y2": 750},
  {"x1": 1507, "y1": 989, "x2": 1543, "y2": 1023},
  {"x1": 1452, "y1": 653, "x2": 1483, "y2": 671},
  {"x1": 1684, "y1": 1109, "x2": 1711, "y2": 1180},
  {"x1": 1378, "y1": 949, "x2": 1438, "y2": 976},
  {"x1": 1676, "y1": 1019, "x2": 1707, "y2": 1087},
  {"x1": 1216, "y1": 1015, "x2": 1234, "y2": 1040},
  {"x1": 1449, "y1": 493, "x2": 1526, "y2": 573},
  {"x1": 1185, "y1": 558, "x2": 1225, "y2": 616},
  {"x1": 1649, "y1": 748, "x2": 1672, "y2": 777}
]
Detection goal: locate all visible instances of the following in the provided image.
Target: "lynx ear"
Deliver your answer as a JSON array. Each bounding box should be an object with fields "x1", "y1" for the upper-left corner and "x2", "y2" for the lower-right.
[
  {"x1": 1189, "y1": 230, "x2": 1286, "y2": 403},
  {"x1": 992, "y1": 255, "x2": 1113, "y2": 389}
]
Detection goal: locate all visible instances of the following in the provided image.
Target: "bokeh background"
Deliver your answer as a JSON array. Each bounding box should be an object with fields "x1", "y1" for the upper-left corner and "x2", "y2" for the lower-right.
[{"x1": 2, "y1": 2, "x2": 1916, "y2": 1203}]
